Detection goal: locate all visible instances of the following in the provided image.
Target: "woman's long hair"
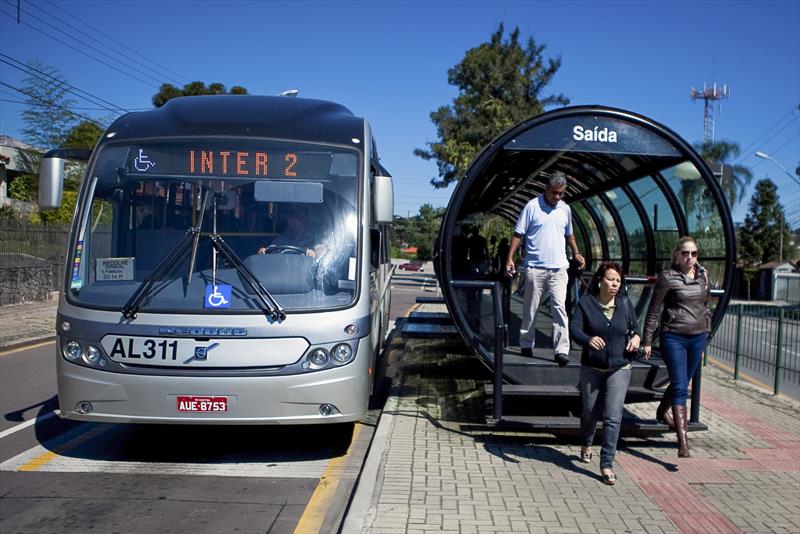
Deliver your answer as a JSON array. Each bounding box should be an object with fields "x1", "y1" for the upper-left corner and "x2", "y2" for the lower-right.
[{"x1": 588, "y1": 262, "x2": 625, "y2": 297}]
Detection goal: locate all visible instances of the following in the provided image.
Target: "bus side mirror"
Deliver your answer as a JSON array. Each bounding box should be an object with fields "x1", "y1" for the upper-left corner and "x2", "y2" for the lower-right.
[
  {"x1": 38, "y1": 148, "x2": 92, "y2": 211},
  {"x1": 372, "y1": 162, "x2": 393, "y2": 224},
  {"x1": 39, "y1": 156, "x2": 65, "y2": 210}
]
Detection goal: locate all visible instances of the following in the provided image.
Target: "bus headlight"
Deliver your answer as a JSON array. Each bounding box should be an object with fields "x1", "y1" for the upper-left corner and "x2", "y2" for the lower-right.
[
  {"x1": 308, "y1": 348, "x2": 329, "y2": 367},
  {"x1": 331, "y1": 343, "x2": 353, "y2": 364},
  {"x1": 84, "y1": 345, "x2": 101, "y2": 365},
  {"x1": 63, "y1": 340, "x2": 82, "y2": 361}
]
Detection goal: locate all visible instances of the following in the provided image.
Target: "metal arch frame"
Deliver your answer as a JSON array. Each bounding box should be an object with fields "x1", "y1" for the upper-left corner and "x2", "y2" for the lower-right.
[
  {"x1": 651, "y1": 172, "x2": 690, "y2": 236},
  {"x1": 620, "y1": 183, "x2": 658, "y2": 276},
  {"x1": 571, "y1": 209, "x2": 593, "y2": 268},
  {"x1": 596, "y1": 192, "x2": 630, "y2": 272},
  {"x1": 437, "y1": 105, "x2": 737, "y2": 365},
  {"x1": 580, "y1": 199, "x2": 610, "y2": 261}
]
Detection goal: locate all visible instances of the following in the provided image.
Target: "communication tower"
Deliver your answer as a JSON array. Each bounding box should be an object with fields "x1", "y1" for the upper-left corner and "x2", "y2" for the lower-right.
[{"x1": 690, "y1": 82, "x2": 730, "y2": 146}]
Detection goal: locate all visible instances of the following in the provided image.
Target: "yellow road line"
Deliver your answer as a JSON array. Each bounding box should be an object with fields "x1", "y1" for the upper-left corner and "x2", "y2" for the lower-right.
[
  {"x1": 293, "y1": 423, "x2": 362, "y2": 534},
  {"x1": 18, "y1": 451, "x2": 59, "y2": 472},
  {"x1": 11, "y1": 423, "x2": 113, "y2": 473},
  {"x1": 0, "y1": 340, "x2": 55, "y2": 357}
]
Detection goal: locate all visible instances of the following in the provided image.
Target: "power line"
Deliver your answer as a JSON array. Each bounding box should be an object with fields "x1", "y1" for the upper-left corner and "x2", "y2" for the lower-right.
[
  {"x1": 2, "y1": 0, "x2": 165, "y2": 87},
  {"x1": 0, "y1": 80, "x2": 108, "y2": 128},
  {"x1": 2, "y1": 0, "x2": 165, "y2": 88},
  {"x1": 0, "y1": 53, "x2": 129, "y2": 113},
  {"x1": 734, "y1": 105, "x2": 799, "y2": 164},
  {"x1": 0, "y1": 6, "x2": 159, "y2": 90},
  {"x1": 749, "y1": 132, "x2": 800, "y2": 173},
  {"x1": 0, "y1": 90, "x2": 146, "y2": 111},
  {"x1": 42, "y1": 0, "x2": 190, "y2": 85}
]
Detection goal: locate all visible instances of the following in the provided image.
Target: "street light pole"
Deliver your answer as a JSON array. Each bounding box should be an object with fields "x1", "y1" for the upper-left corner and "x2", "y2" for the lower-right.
[{"x1": 755, "y1": 150, "x2": 800, "y2": 185}]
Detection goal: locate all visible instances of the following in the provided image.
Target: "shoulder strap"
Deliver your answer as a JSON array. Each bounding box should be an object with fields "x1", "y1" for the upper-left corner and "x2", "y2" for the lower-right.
[{"x1": 622, "y1": 294, "x2": 635, "y2": 330}]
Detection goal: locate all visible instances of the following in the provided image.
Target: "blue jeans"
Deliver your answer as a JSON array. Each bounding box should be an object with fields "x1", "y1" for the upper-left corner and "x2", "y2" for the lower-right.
[
  {"x1": 661, "y1": 331, "x2": 707, "y2": 406},
  {"x1": 580, "y1": 365, "x2": 631, "y2": 469}
]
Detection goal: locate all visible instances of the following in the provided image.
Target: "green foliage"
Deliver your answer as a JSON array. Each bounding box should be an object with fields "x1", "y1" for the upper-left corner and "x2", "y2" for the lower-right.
[
  {"x1": 62, "y1": 121, "x2": 104, "y2": 150},
  {"x1": 415, "y1": 24, "x2": 568, "y2": 189},
  {"x1": 391, "y1": 204, "x2": 446, "y2": 260},
  {"x1": 739, "y1": 179, "x2": 795, "y2": 265},
  {"x1": 30, "y1": 190, "x2": 78, "y2": 225},
  {"x1": 20, "y1": 60, "x2": 79, "y2": 149},
  {"x1": 695, "y1": 140, "x2": 753, "y2": 207},
  {"x1": 152, "y1": 81, "x2": 250, "y2": 107},
  {"x1": 0, "y1": 204, "x2": 24, "y2": 224},
  {"x1": 7, "y1": 174, "x2": 38, "y2": 201}
]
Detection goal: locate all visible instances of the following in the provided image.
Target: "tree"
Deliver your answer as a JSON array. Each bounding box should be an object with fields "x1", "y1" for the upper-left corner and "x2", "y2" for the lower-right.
[
  {"x1": 62, "y1": 121, "x2": 104, "y2": 150},
  {"x1": 20, "y1": 60, "x2": 79, "y2": 150},
  {"x1": 695, "y1": 139, "x2": 753, "y2": 208},
  {"x1": 415, "y1": 24, "x2": 568, "y2": 189},
  {"x1": 390, "y1": 204, "x2": 446, "y2": 260},
  {"x1": 739, "y1": 179, "x2": 795, "y2": 265},
  {"x1": 152, "y1": 81, "x2": 249, "y2": 107}
]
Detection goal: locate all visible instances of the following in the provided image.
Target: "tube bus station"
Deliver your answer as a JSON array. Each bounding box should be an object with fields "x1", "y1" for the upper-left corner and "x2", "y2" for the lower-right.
[{"x1": 434, "y1": 105, "x2": 736, "y2": 428}]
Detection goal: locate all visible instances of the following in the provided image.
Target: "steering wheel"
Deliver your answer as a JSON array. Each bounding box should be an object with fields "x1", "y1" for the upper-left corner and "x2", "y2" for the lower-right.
[{"x1": 266, "y1": 245, "x2": 306, "y2": 255}]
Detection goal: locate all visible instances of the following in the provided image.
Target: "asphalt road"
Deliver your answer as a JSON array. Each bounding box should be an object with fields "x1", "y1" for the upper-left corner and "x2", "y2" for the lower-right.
[
  {"x1": 707, "y1": 311, "x2": 800, "y2": 401},
  {"x1": 0, "y1": 268, "x2": 433, "y2": 534}
]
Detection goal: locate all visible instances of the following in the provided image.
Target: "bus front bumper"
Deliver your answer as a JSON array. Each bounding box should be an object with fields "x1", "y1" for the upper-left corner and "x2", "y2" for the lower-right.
[{"x1": 56, "y1": 358, "x2": 371, "y2": 425}]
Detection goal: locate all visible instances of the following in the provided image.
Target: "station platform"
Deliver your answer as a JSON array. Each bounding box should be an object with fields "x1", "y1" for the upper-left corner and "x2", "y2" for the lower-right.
[{"x1": 344, "y1": 302, "x2": 800, "y2": 534}]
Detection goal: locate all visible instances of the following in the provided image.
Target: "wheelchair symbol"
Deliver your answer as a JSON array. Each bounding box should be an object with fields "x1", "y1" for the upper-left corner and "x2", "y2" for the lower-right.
[
  {"x1": 207, "y1": 285, "x2": 229, "y2": 307},
  {"x1": 133, "y1": 149, "x2": 156, "y2": 172}
]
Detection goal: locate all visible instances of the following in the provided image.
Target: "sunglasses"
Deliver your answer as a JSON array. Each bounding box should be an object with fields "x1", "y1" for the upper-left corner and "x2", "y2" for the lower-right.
[{"x1": 680, "y1": 250, "x2": 698, "y2": 258}]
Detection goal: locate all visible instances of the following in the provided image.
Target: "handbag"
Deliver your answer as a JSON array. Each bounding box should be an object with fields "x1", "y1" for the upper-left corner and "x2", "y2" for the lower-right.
[{"x1": 622, "y1": 295, "x2": 642, "y2": 359}]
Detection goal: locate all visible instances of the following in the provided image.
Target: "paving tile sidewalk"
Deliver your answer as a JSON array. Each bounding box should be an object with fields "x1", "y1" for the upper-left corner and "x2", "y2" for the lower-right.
[
  {"x1": 344, "y1": 303, "x2": 800, "y2": 534},
  {"x1": 0, "y1": 296, "x2": 58, "y2": 350}
]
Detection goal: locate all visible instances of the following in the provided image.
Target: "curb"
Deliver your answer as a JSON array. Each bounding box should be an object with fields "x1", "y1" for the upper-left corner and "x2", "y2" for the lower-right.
[
  {"x1": 340, "y1": 394, "x2": 397, "y2": 534},
  {"x1": 0, "y1": 335, "x2": 56, "y2": 353}
]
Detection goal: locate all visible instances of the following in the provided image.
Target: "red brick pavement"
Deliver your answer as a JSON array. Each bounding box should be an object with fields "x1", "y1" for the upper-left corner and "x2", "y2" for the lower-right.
[{"x1": 617, "y1": 390, "x2": 799, "y2": 533}]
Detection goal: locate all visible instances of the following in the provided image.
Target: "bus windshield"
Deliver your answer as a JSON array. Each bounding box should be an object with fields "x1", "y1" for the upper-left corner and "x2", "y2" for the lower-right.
[{"x1": 68, "y1": 138, "x2": 361, "y2": 313}]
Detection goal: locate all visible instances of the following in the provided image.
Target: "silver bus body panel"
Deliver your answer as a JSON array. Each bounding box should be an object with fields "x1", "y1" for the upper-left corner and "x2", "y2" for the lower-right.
[{"x1": 55, "y1": 333, "x2": 371, "y2": 424}]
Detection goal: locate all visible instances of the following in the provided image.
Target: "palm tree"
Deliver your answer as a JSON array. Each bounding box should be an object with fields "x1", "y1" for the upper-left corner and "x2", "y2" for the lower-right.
[{"x1": 694, "y1": 140, "x2": 753, "y2": 208}]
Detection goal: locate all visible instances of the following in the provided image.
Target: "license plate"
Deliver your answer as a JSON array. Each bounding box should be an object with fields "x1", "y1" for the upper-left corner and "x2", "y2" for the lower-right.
[{"x1": 177, "y1": 396, "x2": 228, "y2": 412}]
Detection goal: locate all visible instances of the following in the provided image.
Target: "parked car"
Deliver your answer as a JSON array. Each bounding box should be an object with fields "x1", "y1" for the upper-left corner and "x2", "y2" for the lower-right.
[{"x1": 399, "y1": 262, "x2": 424, "y2": 272}]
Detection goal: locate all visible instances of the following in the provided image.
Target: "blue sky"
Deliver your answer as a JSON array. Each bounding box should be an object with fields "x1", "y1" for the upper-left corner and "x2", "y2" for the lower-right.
[{"x1": 1, "y1": 1, "x2": 798, "y2": 226}]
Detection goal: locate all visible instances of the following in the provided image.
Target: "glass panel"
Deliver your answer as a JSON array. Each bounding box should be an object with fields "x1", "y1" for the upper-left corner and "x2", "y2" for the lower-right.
[
  {"x1": 662, "y1": 162, "x2": 727, "y2": 258},
  {"x1": 605, "y1": 188, "x2": 647, "y2": 272},
  {"x1": 571, "y1": 203, "x2": 601, "y2": 270},
  {"x1": 69, "y1": 139, "x2": 360, "y2": 313},
  {"x1": 586, "y1": 197, "x2": 622, "y2": 259},
  {"x1": 629, "y1": 176, "x2": 679, "y2": 262}
]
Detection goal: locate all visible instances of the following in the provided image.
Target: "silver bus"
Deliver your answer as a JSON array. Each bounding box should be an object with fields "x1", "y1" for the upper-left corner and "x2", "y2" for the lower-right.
[{"x1": 39, "y1": 95, "x2": 394, "y2": 425}]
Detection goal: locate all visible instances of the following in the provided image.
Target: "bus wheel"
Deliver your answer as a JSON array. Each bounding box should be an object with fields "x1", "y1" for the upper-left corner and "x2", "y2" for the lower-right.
[{"x1": 328, "y1": 422, "x2": 355, "y2": 452}]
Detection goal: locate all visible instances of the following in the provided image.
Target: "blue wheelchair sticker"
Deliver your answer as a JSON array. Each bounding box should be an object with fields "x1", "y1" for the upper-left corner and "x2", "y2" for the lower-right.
[{"x1": 204, "y1": 284, "x2": 231, "y2": 308}]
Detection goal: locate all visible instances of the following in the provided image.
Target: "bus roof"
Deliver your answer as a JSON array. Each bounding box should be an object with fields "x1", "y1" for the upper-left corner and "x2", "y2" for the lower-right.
[{"x1": 106, "y1": 95, "x2": 365, "y2": 146}]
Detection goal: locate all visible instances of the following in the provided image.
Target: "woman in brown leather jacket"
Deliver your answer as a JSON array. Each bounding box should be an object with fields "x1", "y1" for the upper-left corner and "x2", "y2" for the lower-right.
[{"x1": 642, "y1": 236, "x2": 710, "y2": 458}]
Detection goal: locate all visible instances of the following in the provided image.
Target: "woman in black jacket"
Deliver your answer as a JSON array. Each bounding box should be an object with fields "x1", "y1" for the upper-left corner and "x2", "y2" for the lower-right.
[
  {"x1": 642, "y1": 236, "x2": 710, "y2": 458},
  {"x1": 570, "y1": 262, "x2": 641, "y2": 485}
]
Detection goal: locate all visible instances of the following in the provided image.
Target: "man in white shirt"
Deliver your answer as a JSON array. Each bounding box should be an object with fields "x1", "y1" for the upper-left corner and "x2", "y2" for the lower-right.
[{"x1": 505, "y1": 171, "x2": 585, "y2": 366}]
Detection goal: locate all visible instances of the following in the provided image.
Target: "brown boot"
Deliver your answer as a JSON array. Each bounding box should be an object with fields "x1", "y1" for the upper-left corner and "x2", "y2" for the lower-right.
[
  {"x1": 656, "y1": 388, "x2": 674, "y2": 429},
  {"x1": 672, "y1": 405, "x2": 690, "y2": 458}
]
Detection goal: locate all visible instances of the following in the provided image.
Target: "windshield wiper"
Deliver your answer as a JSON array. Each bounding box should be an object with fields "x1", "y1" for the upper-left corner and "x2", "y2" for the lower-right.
[
  {"x1": 209, "y1": 234, "x2": 286, "y2": 321},
  {"x1": 122, "y1": 191, "x2": 285, "y2": 321},
  {"x1": 122, "y1": 227, "x2": 197, "y2": 319}
]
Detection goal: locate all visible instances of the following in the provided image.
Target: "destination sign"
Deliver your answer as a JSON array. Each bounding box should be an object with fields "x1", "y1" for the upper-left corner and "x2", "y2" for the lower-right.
[{"x1": 124, "y1": 142, "x2": 344, "y2": 179}]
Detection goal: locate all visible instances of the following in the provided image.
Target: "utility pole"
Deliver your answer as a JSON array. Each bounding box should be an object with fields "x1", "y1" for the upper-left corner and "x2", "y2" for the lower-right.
[{"x1": 690, "y1": 82, "x2": 730, "y2": 146}]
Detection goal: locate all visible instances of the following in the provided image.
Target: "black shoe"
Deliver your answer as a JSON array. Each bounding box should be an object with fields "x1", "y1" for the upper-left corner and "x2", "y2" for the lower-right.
[
  {"x1": 520, "y1": 347, "x2": 533, "y2": 358},
  {"x1": 554, "y1": 353, "x2": 570, "y2": 367}
]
